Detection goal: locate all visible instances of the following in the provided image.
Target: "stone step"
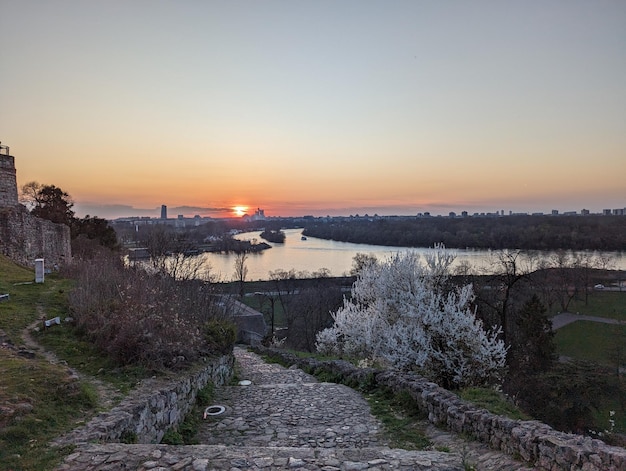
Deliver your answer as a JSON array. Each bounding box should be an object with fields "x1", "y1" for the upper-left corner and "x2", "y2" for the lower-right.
[
  {"x1": 58, "y1": 443, "x2": 467, "y2": 470},
  {"x1": 237, "y1": 367, "x2": 316, "y2": 385},
  {"x1": 197, "y1": 381, "x2": 384, "y2": 449}
]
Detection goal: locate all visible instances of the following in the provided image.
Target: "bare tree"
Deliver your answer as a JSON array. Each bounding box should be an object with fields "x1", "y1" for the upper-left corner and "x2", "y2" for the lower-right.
[
  {"x1": 233, "y1": 252, "x2": 249, "y2": 296},
  {"x1": 573, "y1": 252, "x2": 614, "y2": 305},
  {"x1": 19, "y1": 181, "x2": 42, "y2": 209},
  {"x1": 269, "y1": 268, "x2": 299, "y2": 322},
  {"x1": 141, "y1": 225, "x2": 207, "y2": 280},
  {"x1": 285, "y1": 280, "x2": 342, "y2": 352},
  {"x1": 476, "y1": 250, "x2": 536, "y2": 344},
  {"x1": 255, "y1": 292, "x2": 278, "y2": 336}
]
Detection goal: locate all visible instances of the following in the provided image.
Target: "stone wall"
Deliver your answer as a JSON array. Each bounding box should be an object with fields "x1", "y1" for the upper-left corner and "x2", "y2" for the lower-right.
[
  {"x1": 54, "y1": 354, "x2": 234, "y2": 446},
  {"x1": 0, "y1": 205, "x2": 71, "y2": 267},
  {"x1": 0, "y1": 153, "x2": 71, "y2": 267},
  {"x1": 0, "y1": 154, "x2": 18, "y2": 207},
  {"x1": 256, "y1": 347, "x2": 626, "y2": 471}
]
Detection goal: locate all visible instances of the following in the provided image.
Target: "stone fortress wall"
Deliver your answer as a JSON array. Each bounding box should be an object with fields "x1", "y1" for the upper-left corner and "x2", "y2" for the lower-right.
[
  {"x1": 0, "y1": 151, "x2": 71, "y2": 267},
  {"x1": 0, "y1": 153, "x2": 18, "y2": 207}
]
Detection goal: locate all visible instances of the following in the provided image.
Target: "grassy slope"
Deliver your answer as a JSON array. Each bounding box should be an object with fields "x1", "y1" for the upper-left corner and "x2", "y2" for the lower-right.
[
  {"x1": 555, "y1": 321, "x2": 626, "y2": 366},
  {"x1": 553, "y1": 291, "x2": 626, "y2": 436},
  {"x1": 553, "y1": 290, "x2": 625, "y2": 368},
  {"x1": 553, "y1": 291, "x2": 626, "y2": 320},
  {"x1": 0, "y1": 255, "x2": 97, "y2": 471}
]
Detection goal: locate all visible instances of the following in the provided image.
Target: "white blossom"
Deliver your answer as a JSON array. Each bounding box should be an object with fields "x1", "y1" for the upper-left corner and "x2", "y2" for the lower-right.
[{"x1": 316, "y1": 247, "x2": 507, "y2": 388}]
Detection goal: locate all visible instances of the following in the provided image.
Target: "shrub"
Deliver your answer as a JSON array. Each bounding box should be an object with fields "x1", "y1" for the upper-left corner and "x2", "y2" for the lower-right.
[
  {"x1": 204, "y1": 319, "x2": 236, "y2": 355},
  {"x1": 317, "y1": 249, "x2": 507, "y2": 389},
  {"x1": 66, "y1": 256, "x2": 235, "y2": 370}
]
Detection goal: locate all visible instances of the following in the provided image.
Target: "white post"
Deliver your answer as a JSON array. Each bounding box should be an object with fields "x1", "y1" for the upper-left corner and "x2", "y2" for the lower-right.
[{"x1": 35, "y1": 259, "x2": 45, "y2": 283}]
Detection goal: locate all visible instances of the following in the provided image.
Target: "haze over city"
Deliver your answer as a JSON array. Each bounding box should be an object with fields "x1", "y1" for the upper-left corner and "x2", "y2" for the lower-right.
[{"x1": 1, "y1": 1, "x2": 624, "y2": 220}]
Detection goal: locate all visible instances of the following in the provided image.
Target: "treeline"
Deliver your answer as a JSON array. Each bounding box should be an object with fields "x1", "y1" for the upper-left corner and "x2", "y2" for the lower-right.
[
  {"x1": 210, "y1": 237, "x2": 271, "y2": 253},
  {"x1": 260, "y1": 229, "x2": 286, "y2": 243},
  {"x1": 302, "y1": 215, "x2": 626, "y2": 250}
]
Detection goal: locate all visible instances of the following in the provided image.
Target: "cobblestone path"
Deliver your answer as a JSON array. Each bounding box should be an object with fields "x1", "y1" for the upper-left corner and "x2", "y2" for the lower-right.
[
  {"x1": 195, "y1": 349, "x2": 385, "y2": 449},
  {"x1": 58, "y1": 347, "x2": 534, "y2": 470}
]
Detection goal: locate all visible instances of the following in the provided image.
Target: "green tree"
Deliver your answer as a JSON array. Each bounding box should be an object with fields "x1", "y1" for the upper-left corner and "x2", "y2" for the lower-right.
[
  {"x1": 508, "y1": 295, "x2": 555, "y2": 375},
  {"x1": 22, "y1": 181, "x2": 118, "y2": 253},
  {"x1": 72, "y1": 215, "x2": 119, "y2": 250},
  {"x1": 518, "y1": 361, "x2": 612, "y2": 434},
  {"x1": 350, "y1": 252, "x2": 378, "y2": 276},
  {"x1": 27, "y1": 183, "x2": 75, "y2": 226}
]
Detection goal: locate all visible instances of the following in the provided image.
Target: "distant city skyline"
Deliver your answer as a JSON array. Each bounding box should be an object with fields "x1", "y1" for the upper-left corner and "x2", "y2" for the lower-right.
[
  {"x1": 76, "y1": 201, "x2": 623, "y2": 221},
  {"x1": 1, "y1": 1, "x2": 625, "y2": 219}
]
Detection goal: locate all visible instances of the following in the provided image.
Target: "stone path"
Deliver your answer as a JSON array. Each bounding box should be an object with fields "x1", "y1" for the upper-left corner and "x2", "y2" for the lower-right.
[
  {"x1": 196, "y1": 349, "x2": 384, "y2": 449},
  {"x1": 551, "y1": 312, "x2": 626, "y2": 330},
  {"x1": 58, "y1": 347, "x2": 534, "y2": 470}
]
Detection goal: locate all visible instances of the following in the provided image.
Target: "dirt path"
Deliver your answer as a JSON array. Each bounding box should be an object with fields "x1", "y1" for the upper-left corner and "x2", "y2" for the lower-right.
[{"x1": 21, "y1": 306, "x2": 122, "y2": 411}]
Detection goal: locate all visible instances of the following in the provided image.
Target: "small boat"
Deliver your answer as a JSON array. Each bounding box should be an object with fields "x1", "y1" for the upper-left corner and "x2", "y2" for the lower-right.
[{"x1": 301, "y1": 236, "x2": 307, "y2": 240}]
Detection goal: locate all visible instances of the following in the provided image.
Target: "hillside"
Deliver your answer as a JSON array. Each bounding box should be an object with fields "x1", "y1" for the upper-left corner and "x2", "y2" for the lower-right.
[{"x1": 0, "y1": 255, "x2": 99, "y2": 469}]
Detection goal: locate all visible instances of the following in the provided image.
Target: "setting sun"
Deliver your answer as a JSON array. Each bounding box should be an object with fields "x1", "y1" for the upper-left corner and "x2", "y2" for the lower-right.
[{"x1": 233, "y1": 206, "x2": 248, "y2": 217}]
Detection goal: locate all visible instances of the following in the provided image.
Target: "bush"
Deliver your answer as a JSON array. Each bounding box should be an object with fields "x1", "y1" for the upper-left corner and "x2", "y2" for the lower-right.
[
  {"x1": 161, "y1": 429, "x2": 184, "y2": 445},
  {"x1": 514, "y1": 360, "x2": 615, "y2": 434},
  {"x1": 317, "y1": 250, "x2": 507, "y2": 389},
  {"x1": 204, "y1": 320, "x2": 236, "y2": 355},
  {"x1": 66, "y1": 256, "x2": 235, "y2": 370}
]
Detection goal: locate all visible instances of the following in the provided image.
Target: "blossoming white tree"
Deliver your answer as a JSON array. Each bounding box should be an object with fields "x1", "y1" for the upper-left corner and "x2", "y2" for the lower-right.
[{"x1": 316, "y1": 247, "x2": 507, "y2": 389}]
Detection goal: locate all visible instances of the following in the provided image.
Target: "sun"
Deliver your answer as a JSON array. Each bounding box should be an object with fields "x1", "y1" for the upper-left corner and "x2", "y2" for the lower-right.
[{"x1": 233, "y1": 206, "x2": 248, "y2": 217}]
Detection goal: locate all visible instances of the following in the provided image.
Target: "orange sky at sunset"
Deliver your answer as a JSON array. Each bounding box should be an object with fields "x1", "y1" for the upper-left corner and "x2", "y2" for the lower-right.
[{"x1": 1, "y1": 1, "x2": 624, "y2": 219}]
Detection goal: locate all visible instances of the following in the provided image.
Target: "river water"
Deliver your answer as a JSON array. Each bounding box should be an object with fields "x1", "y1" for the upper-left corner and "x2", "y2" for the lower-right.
[{"x1": 197, "y1": 228, "x2": 626, "y2": 282}]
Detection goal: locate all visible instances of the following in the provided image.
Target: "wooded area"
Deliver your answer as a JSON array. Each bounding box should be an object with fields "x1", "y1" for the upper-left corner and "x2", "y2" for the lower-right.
[{"x1": 302, "y1": 215, "x2": 626, "y2": 250}]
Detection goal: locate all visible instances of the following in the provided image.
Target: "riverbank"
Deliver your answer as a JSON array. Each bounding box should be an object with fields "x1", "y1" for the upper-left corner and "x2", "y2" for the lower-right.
[{"x1": 207, "y1": 229, "x2": 626, "y2": 281}]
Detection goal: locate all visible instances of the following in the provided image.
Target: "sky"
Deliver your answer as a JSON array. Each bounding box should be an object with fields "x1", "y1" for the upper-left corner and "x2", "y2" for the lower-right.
[{"x1": 1, "y1": 1, "x2": 625, "y2": 219}]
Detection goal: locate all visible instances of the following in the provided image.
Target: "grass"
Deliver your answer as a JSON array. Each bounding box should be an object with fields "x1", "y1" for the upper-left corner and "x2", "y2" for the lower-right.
[
  {"x1": 0, "y1": 261, "x2": 73, "y2": 344},
  {"x1": 549, "y1": 288, "x2": 626, "y2": 438},
  {"x1": 240, "y1": 294, "x2": 288, "y2": 328},
  {"x1": 33, "y1": 324, "x2": 147, "y2": 394},
  {"x1": 161, "y1": 383, "x2": 215, "y2": 445},
  {"x1": 555, "y1": 321, "x2": 626, "y2": 367},
  {"x1": 553, "y1": 291, "x2": 626, "y2": 320},
  {"x1": 1, "y1": 253, "x2": 243, "y2": 468},
  {"x1": 458, "y1": 387, "x2": 529, "y2": 420},
  {"x1": 0, "y1": 256, "x2": 99, "y2": 469},
  {"x1": 591, "y1": 393, "x2": 626, "y2": 437},
  {"x1": 554, "y1": 327, "x2": 626, "y2": 437},
  {"x1": 0, "y1": 255, "x2": 138, "y2": 470},
  {"x1": 365, "y1": 388, "x2": 431, "y2": 450}
]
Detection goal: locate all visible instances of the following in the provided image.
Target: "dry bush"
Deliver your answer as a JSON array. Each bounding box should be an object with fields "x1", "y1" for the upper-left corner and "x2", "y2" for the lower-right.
[{"x1": 66, "y1": 256, "x2": 234, "y2": 370}]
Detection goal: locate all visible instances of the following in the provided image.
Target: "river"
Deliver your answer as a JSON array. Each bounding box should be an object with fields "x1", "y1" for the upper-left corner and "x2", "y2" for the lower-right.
[{"x1": 196, "y1": 228, "x2": 626, "y2": 282}]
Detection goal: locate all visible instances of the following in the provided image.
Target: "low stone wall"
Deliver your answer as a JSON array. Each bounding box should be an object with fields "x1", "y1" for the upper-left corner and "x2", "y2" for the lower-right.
[
  {"x1": 54, "y1": 354, "x2": 234, "y2": 446},
  {"x1": 255, "y1": 347, "x2": 626, "y2": 471}
]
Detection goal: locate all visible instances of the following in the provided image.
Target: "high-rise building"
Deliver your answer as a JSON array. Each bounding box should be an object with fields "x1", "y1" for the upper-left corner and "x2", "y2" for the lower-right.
[{"x1": 161, "y1": 205, "x2": 167, "y2": 219}]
